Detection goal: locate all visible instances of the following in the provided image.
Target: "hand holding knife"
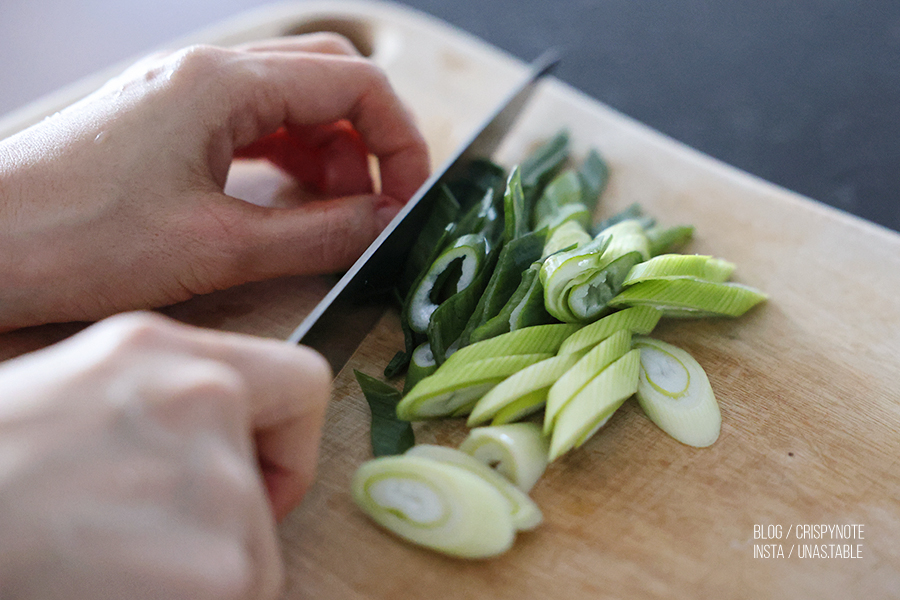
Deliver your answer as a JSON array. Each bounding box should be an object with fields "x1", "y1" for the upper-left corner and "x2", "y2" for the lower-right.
[{"x1": 290, "y1": 49, "x2": 561, "y2": 374}]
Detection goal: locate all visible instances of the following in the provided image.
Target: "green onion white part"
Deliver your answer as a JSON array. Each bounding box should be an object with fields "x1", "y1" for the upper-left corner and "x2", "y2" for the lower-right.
[
  {"x1": 633, "y1": 336, "x2": 721, "y2": 447},
  {"x1": 549, "y1": 349, "x2": 641, "y2": 460},
  {"x1": 459, "y1": 423, "x2": 550, "y2": 493},
  {"x1": 467, "y1": 351, "x2": 585, "y2": 426},
  {"x1": 608, "y1": 278, "x2": 767, "y2": 317},
  {"x1": 443, "y1": 323, "x2": 580, "y2": 366},
  {"x1": 556, "y1": 305, "x2": 662, "y2": 355},
  {"x1": 622, "y1": 254, "x2": 735, "y2": 286},
  {"x1": 544, "y1": 330, "x2": 633, "y2": 436},
  {"x1": 405, "y1": 445, "x2": 542, "y2": 530},
  {"x1": 540, "y1": 215, "x2": 592, "y2": 259},
  {"x1": 397, "y1": 353, "x2": 552, "y2": 420},
  {"x1": 352, "y1": 455, "x2": 516, "y2": 558}
]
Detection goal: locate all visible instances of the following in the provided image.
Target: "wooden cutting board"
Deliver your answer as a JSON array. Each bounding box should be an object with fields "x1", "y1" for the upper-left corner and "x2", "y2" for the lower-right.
[{"x1": 2, "y1": 2, "x2": 898, "y2": 598}]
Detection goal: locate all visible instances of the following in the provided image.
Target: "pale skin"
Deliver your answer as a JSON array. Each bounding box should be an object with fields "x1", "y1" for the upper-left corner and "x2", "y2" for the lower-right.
[{"x1": 0, "y1": 34, "x2": 429, "y2": 599}]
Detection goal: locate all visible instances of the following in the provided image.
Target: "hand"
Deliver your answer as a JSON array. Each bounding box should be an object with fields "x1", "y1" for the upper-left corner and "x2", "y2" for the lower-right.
[
  {"x1": 0, "y1": 33, "x2": 430, "y2": 330},
  {"x1": 0, "y1": 311, "x2": 330, "y2": 599}
]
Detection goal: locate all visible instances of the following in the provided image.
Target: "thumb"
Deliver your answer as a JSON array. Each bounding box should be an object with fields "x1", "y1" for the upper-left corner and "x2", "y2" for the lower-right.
[{"x1": 227, "y1": 193, "x2": 403, "y2": 281}]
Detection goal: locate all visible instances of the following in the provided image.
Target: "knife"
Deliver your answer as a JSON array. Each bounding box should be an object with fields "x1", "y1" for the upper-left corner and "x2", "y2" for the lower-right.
[{"x1": 288, "y1": 49, "x2": 560, "y2": 374}]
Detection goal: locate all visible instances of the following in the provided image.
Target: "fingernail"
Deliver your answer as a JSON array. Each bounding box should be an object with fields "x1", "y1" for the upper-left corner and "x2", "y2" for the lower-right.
[{"x1": 374, "y1": 196, "x2": 403, "y2": 230}]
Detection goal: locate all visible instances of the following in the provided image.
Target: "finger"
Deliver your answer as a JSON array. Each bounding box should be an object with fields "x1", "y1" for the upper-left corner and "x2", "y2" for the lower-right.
[
  {"x1": 234, "y1": 32, "x2": 361, "y2": 56},
  {"x1": 219, "y1": 192, "x2": 404, "y2": 280},
  {"x1": 224, "y1": 51, "x2": 430, "y2": 202},
  {"x1": 165, "y1": 321, "x2": 333, "y2": 520},
  {"x1": 234, "y1": 121, "x2": 373, "y2": 197}
]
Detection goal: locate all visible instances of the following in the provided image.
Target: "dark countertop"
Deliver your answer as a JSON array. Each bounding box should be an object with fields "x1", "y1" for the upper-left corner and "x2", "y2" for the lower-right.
[
  {"x1": 2, "y1": 0, "x2": 898, "y2": 232},
  {"x1": 396, "y1": 0, "x2": 900, "y2": 233}
]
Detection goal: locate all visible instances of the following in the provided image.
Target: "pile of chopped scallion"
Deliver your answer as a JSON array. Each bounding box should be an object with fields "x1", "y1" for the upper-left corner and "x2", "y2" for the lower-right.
[{"x1": 351, "y1": 130, "x2": 767, "y2": 558}]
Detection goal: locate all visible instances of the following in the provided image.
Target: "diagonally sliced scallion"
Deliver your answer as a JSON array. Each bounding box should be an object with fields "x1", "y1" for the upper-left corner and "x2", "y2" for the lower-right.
[
  {"x1": 549, "y1": 349, "x2": 641, "y2": 461},
  {"x1": 622, "y1": 254, "x2": 735, "y2": 286},
  {"x1": 544, "y1": 329, "x2": 633, "y2": 436},
  {"x1": 408, "y1": 233, "x2": 488, "y2": 333},
  {"x1": 397, "y1": 353, "x2": 553, "y2": 420},
  {"x1": 608, "y1": 278, "x2": 768, "y2": 317},
  {"x1": 556, "y1": 305, "x2": 662, "y2": 355},
  {"x1": 352, "y1": 455, "x2": 516, "y2": 558},
  {"x1": 459, "y1": 423, "x2": 549, "y2": 493},
  {"x1": 467, "y1": 351, "x2": 586, "y2": 426},
  {"x1": 402, "y1": 342, "x2": 437, "y2": 395},
  {"x1": 633, "y1": 336, "x2": 721, "y2": 447},
  {"x1": 443, "y1": 323, "x2": 581, "y2": 366},
  {"x1": 405, "y1": 444, "x2": 542, "y2": 530}
]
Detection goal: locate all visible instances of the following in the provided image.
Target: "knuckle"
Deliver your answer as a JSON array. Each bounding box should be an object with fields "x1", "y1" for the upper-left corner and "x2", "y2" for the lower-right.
[
  {"x1": 162, "y1": 44, "x2": 232, "y2": 90},
  {"x1": 310, "y1": 31, "x2": 359, "y2": 55},
  {"x1": 98, "y1": 311, "x2": 179, "y2": 350},
  {"x1": 168, "y1": 359, "x2": 247, "y2": 409}
]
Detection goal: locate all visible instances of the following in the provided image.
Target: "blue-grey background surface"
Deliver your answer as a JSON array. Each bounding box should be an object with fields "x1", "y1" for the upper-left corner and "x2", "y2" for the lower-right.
[{"x1": 2, "y1": 0, "x2": 898, "y2": 232}]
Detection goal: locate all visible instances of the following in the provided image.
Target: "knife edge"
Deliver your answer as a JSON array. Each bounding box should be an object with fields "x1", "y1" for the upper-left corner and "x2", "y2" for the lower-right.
[{"x1": 288, "y1": 50, "x2": 561, "y2": 374}]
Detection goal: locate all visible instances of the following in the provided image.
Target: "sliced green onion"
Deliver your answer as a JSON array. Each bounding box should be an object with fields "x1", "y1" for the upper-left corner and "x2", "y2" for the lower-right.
[
  {"x1": 402, "y1": 342, "x2": 437, "y2": 395},
  {"x1": 542, "y1": 219, "x2": 650, "y2": 323},
  {"x1": 468, "y1": 351, "x2": 585, "y2": 426},
  {"x1": 397, "y1": 353, "x2": 553, "y2": 420},
  {"x1": 490, "y1": 390, "x2": 549, "y2": 425},
  {"x1": 540, "y1": 233, "x2": 611, "y2": 322},
  {"x1": 608, "y1": 278, "x2": 768, "y2": 317},
  {"x1": 622, "y1": 254, "x2": 735, "y2": 286},
  {"x1": 408, "y1": 233, "x2": 488, "y2": 333},
  {"x1": 645, "y1": 224, "x2": 694, "y2": 256},
  {"x1": 398, "y1": 184, "x2": 461, "y2": 296},
  {"x1": 520, "y1": 129, "x2": 570, "y2": 199},
  {"x1": 549, "y1": 349, "x2": 641, "y2": 460},
  {"x1": 469, "y1": 261, "x2": 554, "y2": 344},
  {"x1": 461, "y1": 229, "x2": 547, "y2": 346},
  {"x1": 544, "y1": 330, "x2": 632, "y2": 435},
  {"x1": 541, "y1": 219, "x2": 593, "y2": 258},
  {"x1": 532, "y1": 170, "x2": 586, "y2": 231},
  {"x1": 405, "y1": 444, "x2": 542, "y2": 530},
  {"x1": 352, "y1": 455, "x2": 516, "y2": 558},
  {"x1": 633, "y1": 336, "x2": 721, "y2": 447},
  {"x1": 565, "y1": 250, "x2": 644, "y2": 322},
  {"x1": 503, "y1": 167, "x2": 529, "y2": 242},
  {"x1": 577, "y1": 149, "x2": 610, "y2": 211},
  {"x1": 354, "y1": 371, "x2": 415, "y2": 457},
  {"x1": 535, "y1": 203, "x2": 593, "y2": 233},
  {"x1": 459, "y1": 423, "x2": 549, "y2": 493},
  {"x1": 445, "y1": 158, "x2": 506, "y2": 211},
  {"x1": 443, "y1": 323, "x2": 580, "y2": 367},
  {"x1": 590, "y1": 203, "x2": 651, "y2": 237},
  {"x1": 557, "y1": 305, "x2": 662, "y2": 355}
]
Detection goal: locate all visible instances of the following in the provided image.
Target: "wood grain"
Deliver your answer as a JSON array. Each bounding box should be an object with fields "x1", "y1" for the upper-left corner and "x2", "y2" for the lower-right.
[{"x1": 1, "y1": 2, "x2": 897, "y2": 598}]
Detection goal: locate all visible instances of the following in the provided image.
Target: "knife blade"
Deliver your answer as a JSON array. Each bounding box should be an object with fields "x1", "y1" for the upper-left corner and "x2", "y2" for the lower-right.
[{"x1": 288, "y1": 49, "x2": 560, "y2": 374}]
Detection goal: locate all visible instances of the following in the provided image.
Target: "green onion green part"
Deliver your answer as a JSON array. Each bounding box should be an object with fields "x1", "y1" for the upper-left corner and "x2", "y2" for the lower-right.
[
  {"x1": 402, "y1": 342, "x2": 437, "y2": 395},
  {"x1": 354, "y1": 371, "x2": 416, "y2": 457},
  {"x1": 408, "y1": 233, "x2": 488, "y2": 333}
]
